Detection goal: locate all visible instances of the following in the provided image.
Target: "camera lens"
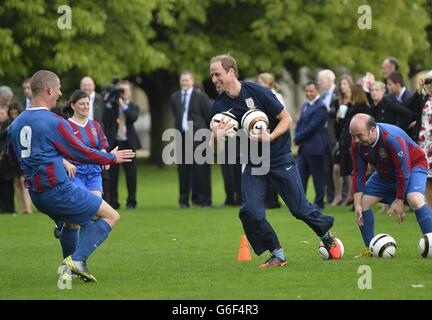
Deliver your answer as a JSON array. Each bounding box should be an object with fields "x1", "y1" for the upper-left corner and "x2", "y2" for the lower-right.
[{"x1": 425, "y1": 79, "x2": 432, "y2": 85}]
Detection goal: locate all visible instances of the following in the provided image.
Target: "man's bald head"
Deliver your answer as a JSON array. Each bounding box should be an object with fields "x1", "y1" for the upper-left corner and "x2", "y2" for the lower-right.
[
  {"x1": 30, "y1": 70, "x2": 60, "y2": 97},
  {"x1": 80, "y1": 76, "x2": 96, "y2": 95},
  {"x1": 349, "y1": 113, "x2": 377, "y2": 145}
]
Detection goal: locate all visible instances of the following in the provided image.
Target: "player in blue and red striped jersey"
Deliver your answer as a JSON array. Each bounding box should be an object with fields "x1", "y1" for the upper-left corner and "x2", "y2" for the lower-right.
[
  {"x1": 350, "y1": 113, "x2": 432, "y2": 254},
  {"x1": 7, "y1": 70, "x2": 135, "y2": 282},
  {"x1": 51, "y1": 90, "x2": 111, "y2": 263},
  {"x1": 63, "y1": 90, "x2": 109, "y2": 197}
]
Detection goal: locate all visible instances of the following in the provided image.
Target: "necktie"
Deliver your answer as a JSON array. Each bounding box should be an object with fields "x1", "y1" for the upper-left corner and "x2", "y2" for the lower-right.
[{"x1": 181, "y1": 91, "x2": 189, "y2": 131}]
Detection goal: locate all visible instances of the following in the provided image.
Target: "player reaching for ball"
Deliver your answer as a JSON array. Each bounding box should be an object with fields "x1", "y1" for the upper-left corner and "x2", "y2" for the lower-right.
[
  {"x1": 209, "y1": 54, "x2": 342, "y2": 267},
  {"x1": 350, "y1": 113, "x2": 432, "y2": 256}
]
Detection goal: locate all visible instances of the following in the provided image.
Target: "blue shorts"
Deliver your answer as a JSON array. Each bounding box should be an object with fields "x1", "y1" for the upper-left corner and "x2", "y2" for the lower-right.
[
  {"x1": 30, "y1": 179, "x2": 102, "y2": 225},
  {"x1": 71, "y1": 173, "x2": 103, "y2": 193},
  {"x1": 364, "y1": 166, "x2": 427, "y2": 204}
]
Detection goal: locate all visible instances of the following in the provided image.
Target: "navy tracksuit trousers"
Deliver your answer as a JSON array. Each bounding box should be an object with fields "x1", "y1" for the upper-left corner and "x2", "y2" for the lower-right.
[{"x1": 239, "y1": 163, "x2": 334, "y2": 256}]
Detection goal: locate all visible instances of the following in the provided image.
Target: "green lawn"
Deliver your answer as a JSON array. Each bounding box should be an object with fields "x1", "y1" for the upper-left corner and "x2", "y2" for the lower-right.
[{"x1": 0, "y1": 165, "x2": 431, "y2": 299}]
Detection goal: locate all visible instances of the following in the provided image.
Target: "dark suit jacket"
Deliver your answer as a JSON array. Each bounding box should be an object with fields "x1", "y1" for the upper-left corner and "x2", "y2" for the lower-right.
[
  {"x1": 294, "y1": 97, "x2": 328, "y2": 156},
  {"x1": 325, "y1": 87, "x2": 339, "y2": 148},
  {"x1": 170, "y1": 89, "x2": 211, "y2": 135},
  {"x1": 92, "y1": 93, "x2": 105, "y2": 127},
  {"x1": 103, "y1": 101, "x2": 142, "y2": 151},
  {"x1": 388, "y1": 88, "x2": 414, "y2": 134},
  {"x1": 371, "y1": 96, "x2": 413, "y2": 133},
  {"x1": 406, "y1": 90, "x2": 431, "y2": 141}
]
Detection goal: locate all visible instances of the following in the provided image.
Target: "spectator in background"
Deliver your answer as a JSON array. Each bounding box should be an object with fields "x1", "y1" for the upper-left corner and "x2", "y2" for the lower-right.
[
  {"x1": 370, "y1": 81, "x2": 413, "y2": 130},
  {"x1": 318, "y1": 69, "x2": 338, "y2": 206},
  {"x1": 0, "y1": 106, "x2": 15, "y2": 213},
  {"x1": 257, "y1": 73, "x2": 283, "y2": 209},
  {"x1": 339, "y1": 84, "x2": 371, "y2": 206},
  {"x1": 0, "y1": 86, "x2": 13, "y2": 108},
  {"x1": 386, "y1": 72, "x2": 414, "y2": 134},
  {"x1": 170, "y1": 71, "x2": 212, "y2": 208},
  {"x1": 407, "y1": 71, "x2": 432, "y2": 206},
  {"x1": 294, "y1": 81, "x2": 328, "y2": 209},
  {"x1": 381, "y1": 57, "x2": 399, "y2": 88},
  {"x1": 8, "y1": 103, "x2": 33, "y2": 214},
  {"x1": 331, "y1": 74, "x2": 353, "y2": 206},
  {"x1": 80, "y1": 76, "x2": 105, "y2": 127},
  {"x1": 104, "y1": 80, "x2": 142, "y2": 210},
  {"x1": 257, "y1": 73, "x2": 286, "y2": 106},
  {"x1": 22, "y1": 78, "x2": 32, "y2": 109}
]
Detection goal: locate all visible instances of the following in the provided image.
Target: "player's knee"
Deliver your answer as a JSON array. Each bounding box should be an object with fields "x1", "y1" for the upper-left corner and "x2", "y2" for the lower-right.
[
  {"x1": 64, "y1": 222, "x2": 79, "y2": 230},
  {"x1": 407, "y1": 193, "x2": 426, "y2": 210},
  {"x1": 109, "y1": 211, "x2": 120, "y2": 226},
  {"x1": 239, "y1": 207, "x2": 264, "y2": 224}
]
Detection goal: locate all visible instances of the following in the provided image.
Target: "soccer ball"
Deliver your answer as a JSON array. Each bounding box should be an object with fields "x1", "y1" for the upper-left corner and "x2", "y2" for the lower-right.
[
  {"x1": 240, "y1": 109, "x2": 269, "y2": 135},
  {"x1": 369, "y1": 233, "x2": 397, "y2": 258},
  {"x1": 418, "y1": 233, "x2": 432, "y2": 258},
  {"x1": 210, "y1": 112, "x2": 239, "y2": 139},
  {"x1": 319, "y1": 237, "x2": 344, "y2": 260}
]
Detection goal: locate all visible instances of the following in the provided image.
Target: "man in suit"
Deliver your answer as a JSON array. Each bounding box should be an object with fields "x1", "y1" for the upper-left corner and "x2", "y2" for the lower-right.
[
  {"x1": 104, "y1": 80, "x2": 142, "y2": 210},
  {"x1": 171, "y1": 71, "x2": 212, "y2": 208},
  {"x1": 381, "y1": 57, "x2": 399, "y2": 86},
  {"x1": 318, "y1": 69, "x2": 337, "y2": 205},
  {"x1": 387, "y1": 72, "x2": 414, "y2": 133},
  {"x1": 80, "y1": 76, "x2": 105, "y2": 127},
  {"x1": 22, "y1": 78, "x2": 32, "y2": 109},
  {"x1": 294, "y1": 81, "x2": 328, "y2": 209}
]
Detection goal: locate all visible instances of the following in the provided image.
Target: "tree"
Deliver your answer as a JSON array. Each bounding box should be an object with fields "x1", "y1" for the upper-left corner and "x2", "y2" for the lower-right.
[{"x1": 0, "y1": 0, "x2": 430, "y2": 164}]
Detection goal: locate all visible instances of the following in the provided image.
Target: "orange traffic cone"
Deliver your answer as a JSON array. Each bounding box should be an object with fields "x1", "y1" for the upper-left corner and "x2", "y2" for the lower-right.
[{"x1": 237, "y1": 235, "x2": 252, "y2": 261}]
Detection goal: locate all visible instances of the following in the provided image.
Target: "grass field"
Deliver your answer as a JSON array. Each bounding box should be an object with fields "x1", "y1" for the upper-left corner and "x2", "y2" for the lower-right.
[{"x1": 0, "y1": 165, "x2": 431, "y2": 300}]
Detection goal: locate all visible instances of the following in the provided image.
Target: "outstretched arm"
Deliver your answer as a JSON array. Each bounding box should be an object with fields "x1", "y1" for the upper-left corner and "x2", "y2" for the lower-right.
[{"x1": 53, "y1": 119, "x2": 134, "y2": 165}]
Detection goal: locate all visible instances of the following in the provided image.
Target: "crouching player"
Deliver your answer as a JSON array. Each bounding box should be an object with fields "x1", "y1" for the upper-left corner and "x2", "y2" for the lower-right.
[{"x1": 350, "y1": 113, "x2": 432, "y2": 255}]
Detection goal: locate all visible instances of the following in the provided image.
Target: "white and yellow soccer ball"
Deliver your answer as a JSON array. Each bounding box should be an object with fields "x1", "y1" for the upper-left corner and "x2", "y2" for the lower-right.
[
  {"x1": 240, "y1": 109, "x2": 269, "y2": 135},
  {"x1": 210, "y1": 111, "x2": 239, "y2": 139},
  {"x1": 418, "y1": 233, "x2": 432, "y2": 258},
  {"x1": 318, "y1": 237, "x2": 344, "y2": 260},
  {"x1": 369, "y1": 233, "x2": 397, "y2": 258}
]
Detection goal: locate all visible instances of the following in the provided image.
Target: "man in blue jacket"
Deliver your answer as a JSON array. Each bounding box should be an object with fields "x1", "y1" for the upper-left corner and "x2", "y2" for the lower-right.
[{"x1": 295, "y1": 81, "x2": 328, "y2": 209}]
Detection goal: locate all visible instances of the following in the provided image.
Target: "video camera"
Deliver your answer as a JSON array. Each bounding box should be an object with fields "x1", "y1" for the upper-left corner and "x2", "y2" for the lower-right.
[{"x1": 101, "y1": 76, "x2": 125, "y2": 104}]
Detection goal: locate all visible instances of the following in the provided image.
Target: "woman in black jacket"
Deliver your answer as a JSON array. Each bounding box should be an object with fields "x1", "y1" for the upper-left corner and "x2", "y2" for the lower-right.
[
  {"x1": 339, "y1": 84, "x2": 371, "y2": 206},
  {"x1": 370, "y1": 81, "x2": 413, "y2": 132}
]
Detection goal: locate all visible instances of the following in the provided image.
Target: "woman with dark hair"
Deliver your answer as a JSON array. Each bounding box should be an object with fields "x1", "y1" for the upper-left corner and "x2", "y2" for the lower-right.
[
  {"x1": 339, "y1": 84, "x2": 371, "y2": 206},
  {"x1": 55, "y1": 90, "x2": 110, "y2": 258},
  {"x1": 331, "y1": 75, "x2": 353, "y2": 206},
  {"x1": 62, "y1": 90, "x2": 109, "y2": 197}
]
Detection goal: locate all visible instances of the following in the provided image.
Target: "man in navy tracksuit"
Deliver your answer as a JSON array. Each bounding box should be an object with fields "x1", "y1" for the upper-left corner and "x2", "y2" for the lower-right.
[{"x1": 209, "y1": 54, "x2": 342, "y2": 267}]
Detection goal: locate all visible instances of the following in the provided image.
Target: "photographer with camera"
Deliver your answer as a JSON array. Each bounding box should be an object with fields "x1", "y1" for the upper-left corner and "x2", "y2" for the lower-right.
[{"x1": 103, "y1": 80, "x2": 142, "y2": 210}]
